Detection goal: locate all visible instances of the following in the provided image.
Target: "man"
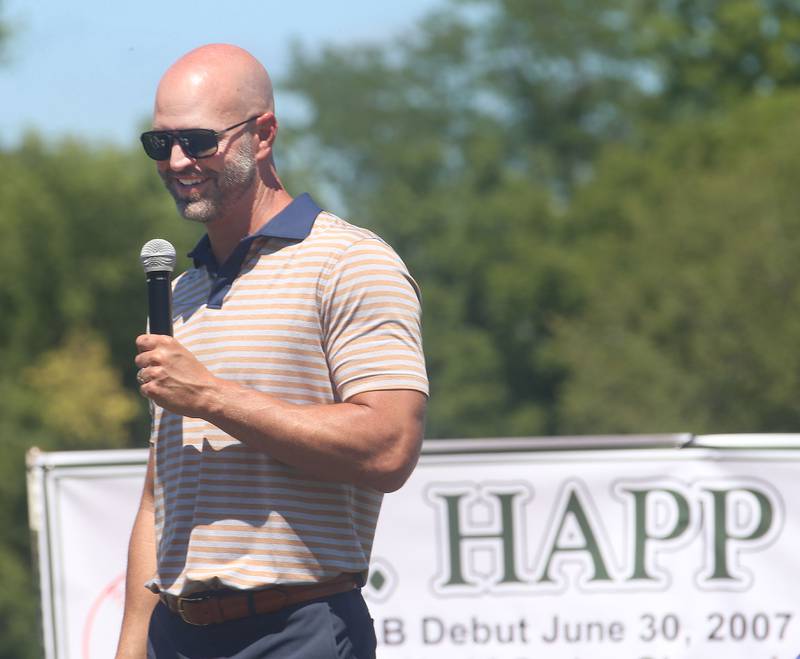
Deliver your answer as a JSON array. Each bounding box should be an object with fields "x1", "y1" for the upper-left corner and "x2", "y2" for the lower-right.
[{"x1": 115, "y1": 43, "x2": 428, "y2": 659}]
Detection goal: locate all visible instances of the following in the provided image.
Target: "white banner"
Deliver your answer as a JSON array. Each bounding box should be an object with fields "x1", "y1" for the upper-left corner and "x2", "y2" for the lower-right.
[
  {"x1": 28, "y1": 436, "x2": 800, "y2": 659},
  {"x1": 27, "y1": 449, "x2": 146, "y2": 659}
]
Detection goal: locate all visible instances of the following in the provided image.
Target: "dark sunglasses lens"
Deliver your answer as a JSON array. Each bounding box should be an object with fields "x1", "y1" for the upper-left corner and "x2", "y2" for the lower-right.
[
  {"x1": 179, "y1": 130, "x2": 219, "y2": 158},
  {"x1": 141, "y1": 132, "x2": 172, "y2": 160}
]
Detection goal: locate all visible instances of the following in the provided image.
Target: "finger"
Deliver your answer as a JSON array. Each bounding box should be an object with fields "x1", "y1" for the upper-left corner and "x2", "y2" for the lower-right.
[
  {"x1": 136, "y1": 334, "x2": 155, "y2": 353},
  {"x1": 136, "y1": 334, "x2": 170, "y2": 352}
]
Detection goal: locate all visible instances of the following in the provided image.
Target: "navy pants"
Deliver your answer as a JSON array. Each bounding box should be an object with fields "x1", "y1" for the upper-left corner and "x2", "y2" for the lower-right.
[{"x1": 147, "y1": 589, "x2": 377, "y2": 659}]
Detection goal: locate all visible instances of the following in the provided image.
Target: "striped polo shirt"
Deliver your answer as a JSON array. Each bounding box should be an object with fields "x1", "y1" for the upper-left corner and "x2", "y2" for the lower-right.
[{"x1": 147, "y1": 194, "x2": 428, "y2": 597}]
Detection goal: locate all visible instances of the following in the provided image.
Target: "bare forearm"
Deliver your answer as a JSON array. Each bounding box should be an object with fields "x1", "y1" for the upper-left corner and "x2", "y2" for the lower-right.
[
  {"x1": 116, "y1": 456, "x2": 159, "y2": 658},
  {"x1": 135, "y1": 335, "x2": 427, "y2": 491},
  {"x1": 202, "y1": 380, "x2": 426, "y2": 492}
]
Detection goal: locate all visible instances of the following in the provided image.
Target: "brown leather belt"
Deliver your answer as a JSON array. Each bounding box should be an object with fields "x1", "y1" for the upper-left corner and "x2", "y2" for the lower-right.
[{"x1": 159, "y1": 573, "x2": 359, "y2": 626}]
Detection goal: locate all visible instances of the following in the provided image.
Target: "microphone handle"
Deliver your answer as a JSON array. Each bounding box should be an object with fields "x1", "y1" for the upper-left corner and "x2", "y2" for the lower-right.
[{"x1": 147, "y1": 271, "x2": 173, "y2": 336}]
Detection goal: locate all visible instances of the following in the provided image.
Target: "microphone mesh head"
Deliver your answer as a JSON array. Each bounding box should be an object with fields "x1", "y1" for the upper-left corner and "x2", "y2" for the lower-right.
[{"x1": 140, "y1": 239, "x2": 177, "y2": 273}]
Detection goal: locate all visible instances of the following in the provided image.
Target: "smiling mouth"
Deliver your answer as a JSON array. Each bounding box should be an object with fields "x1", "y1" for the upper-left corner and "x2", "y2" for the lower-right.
[
  {"x1": 175, "y1": 177, "x2": 210, "y2": 187},
  {"x1": 168, "y1": 176, "x2": 214, "y2": 199}
]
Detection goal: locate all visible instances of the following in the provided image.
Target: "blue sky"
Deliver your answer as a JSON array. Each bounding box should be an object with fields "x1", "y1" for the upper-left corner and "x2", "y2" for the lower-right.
[{"x1": 0, "y1": 0, "x2": 442, "y2": 148}]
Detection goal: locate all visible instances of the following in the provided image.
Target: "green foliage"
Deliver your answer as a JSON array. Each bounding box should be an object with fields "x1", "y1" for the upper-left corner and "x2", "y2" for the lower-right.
[
  {"x1": 0, "y1": 136, "x2": 200, "y2": 659},
  {"x1": 0, "y1": 545, "x2": 38, "y2": 659},
  {"x1": 633, "y1": 0, "x2": 800, "y2": 116},
  {"x1": 405, "y1": 172, "x2": 580, "y2": 438},
  {"x1": 283, "y1": 0, "x2": 643, "y2": 198},
  {"x1": 281, "y1": 0, "x2": 800, "y2": 440},
  {"x1": 554, "y1": 91, "x2": 800, "y2": 433},
  {"x1": 25, "y1": 330, "x2": 139, "y2": 447},
  {"x1": 0, "y1": 136, "x2": 201, "y2": 438},
  {"x1": 454, "y1": 0, "x2": 648, "y2": 190},
  {"x1": 283, "y1": 2, "x2": 618, "y2": 437},
  {"x1": 3, "y1": 0, "x2": 800, "y2": 657}
]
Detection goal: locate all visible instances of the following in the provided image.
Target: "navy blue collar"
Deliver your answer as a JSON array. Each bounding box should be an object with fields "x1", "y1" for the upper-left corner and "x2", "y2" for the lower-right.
[
  {"x1": 188, "y1": 193, "x2": 321, "y2": 272},
  {"x1": 187, "y1": 192, "x2": 321, "y2": 309}
]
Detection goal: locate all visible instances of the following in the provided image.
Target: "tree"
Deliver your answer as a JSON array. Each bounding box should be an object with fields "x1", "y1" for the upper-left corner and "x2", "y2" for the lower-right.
[
  {"x1": 0, "y1": 136, "x2": 200, "y2": 658},
  {"x1": 3, "y1": 1, "x2": 800, "y2": 655},
  {"x1": 283, "y1": 0, "x2": 647, "y2": 198},
  {"x1": 553, "y1": 91, "x2": 800, "y2": 433},
  {"x1": 633, "y1": 0, "x2": 800, "y2": 117},
  {"x1": 280, "y1": 0, "x2": 800, "y2": 440},
  {"x1": 282, "y1": 3, "x2": 622, "y2": 437}
]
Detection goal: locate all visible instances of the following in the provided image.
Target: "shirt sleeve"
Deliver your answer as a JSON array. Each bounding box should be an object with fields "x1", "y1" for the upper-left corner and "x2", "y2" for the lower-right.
[{"x1": 320, "y1": 237, "x2": 429, "y2": 402}]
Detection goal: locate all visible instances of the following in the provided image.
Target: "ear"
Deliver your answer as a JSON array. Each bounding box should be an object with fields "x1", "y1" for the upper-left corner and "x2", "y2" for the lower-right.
[{"x1": 254, "y1": 113, "x2": 277, "y2": 161}]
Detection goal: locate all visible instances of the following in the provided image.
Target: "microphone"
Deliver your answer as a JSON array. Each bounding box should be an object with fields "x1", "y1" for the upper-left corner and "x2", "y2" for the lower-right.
[{"x1": 139, "y1": 239, "x2": 177, "y2": 336}]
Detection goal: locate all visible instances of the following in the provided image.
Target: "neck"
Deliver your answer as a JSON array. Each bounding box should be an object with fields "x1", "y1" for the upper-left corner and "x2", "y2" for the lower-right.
[{"x1": 206, "y1": 184, "x2": 293, "y2": 266}]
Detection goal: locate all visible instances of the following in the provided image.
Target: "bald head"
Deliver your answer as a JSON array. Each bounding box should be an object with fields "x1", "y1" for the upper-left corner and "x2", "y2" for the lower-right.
[{"x1": 154, "y1": 44, "x2": 274, "y2": 128}]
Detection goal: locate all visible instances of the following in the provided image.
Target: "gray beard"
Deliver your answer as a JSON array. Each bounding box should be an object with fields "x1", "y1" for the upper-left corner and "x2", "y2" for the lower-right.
[{"x1": 169, "y1": 141, "x2": 257, "y2": 224}]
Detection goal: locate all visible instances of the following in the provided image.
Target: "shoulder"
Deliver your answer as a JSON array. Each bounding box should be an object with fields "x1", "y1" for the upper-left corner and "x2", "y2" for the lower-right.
[
  {"x1": 308, "y1": 211, "x2": 405, "y2": 267},
  {"x1": 309, "y1": 211, "x2": 387, "y2": 248},
  {"x1": 309, "y1": 214, "x2": 421, "y2": 308}
]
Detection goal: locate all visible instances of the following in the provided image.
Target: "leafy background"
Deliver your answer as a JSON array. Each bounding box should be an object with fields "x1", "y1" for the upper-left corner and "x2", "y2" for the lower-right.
[{"x1": 3, "y1": 0, "x2": 800, "y2": 655}]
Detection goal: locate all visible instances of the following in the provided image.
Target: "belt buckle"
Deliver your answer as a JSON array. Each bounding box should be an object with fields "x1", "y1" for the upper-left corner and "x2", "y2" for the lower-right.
[{"x1": 176, "y1": 592, "x2": 217, "y2": 626}]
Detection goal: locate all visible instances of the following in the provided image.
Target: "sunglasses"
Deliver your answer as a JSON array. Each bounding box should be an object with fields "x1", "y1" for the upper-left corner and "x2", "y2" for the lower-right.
[{"x1": 140, "y1": 115, "x2": 261, "y2": 161}]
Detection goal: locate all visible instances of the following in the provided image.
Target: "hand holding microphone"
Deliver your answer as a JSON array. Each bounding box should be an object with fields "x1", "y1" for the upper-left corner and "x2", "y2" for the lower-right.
[
  {"x1": 136, "y1": 239, "x2": 217, "y2": 415},
  {"x1": 137, "y1": 238, "x2": 175, "y2": 389}
]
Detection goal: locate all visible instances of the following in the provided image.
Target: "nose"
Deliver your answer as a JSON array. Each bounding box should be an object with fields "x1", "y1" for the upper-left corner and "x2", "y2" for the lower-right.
[{"x1": 167, "y1": 141, "x2": 194, "y2": 171}]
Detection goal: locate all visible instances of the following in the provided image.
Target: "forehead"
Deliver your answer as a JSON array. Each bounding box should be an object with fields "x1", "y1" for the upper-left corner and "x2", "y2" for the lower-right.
[
  {"x1": 152, "y1": 101, "x2": 232, "y2": 132},
  {"x1": 152, "y1": 71, "x2": 235, "y2": 130}
]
